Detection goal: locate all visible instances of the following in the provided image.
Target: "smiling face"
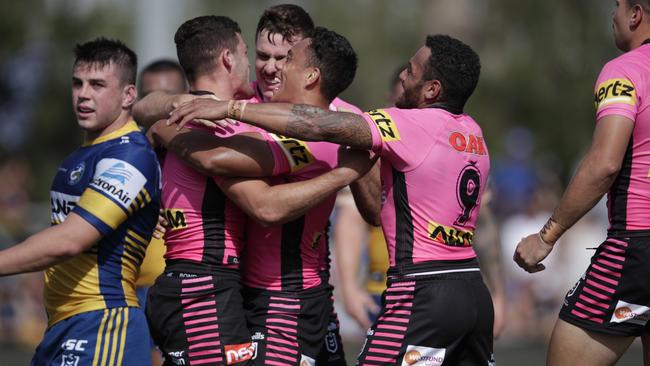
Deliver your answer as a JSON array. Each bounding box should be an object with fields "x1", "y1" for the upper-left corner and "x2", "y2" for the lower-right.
[
  {"x1": 255, "y1": 29, "x2": 300, "y2": 100},
  {"x1": 72, "y1": 61, "x2": 133, "y2": 133},
  {"x1": 269, "y1": 38, "x2": 313, "y2": 103}
]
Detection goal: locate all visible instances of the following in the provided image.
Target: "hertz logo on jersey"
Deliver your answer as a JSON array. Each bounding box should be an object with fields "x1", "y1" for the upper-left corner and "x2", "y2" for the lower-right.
[
  {"x1": 367, "y1": 109, "x2": 401, "y2": 142},
  {"x1": 594, "y1": 78, "x2": 636, "y2": 111},
  {"x1": 270, "y1": 134, "x2": 315, "y2": 172},
  {"x1": 427, "y1": 220, "x2": 474, "y2": 247}
]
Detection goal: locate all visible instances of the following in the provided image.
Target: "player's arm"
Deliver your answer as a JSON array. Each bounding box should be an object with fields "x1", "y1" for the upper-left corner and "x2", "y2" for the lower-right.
[
  {"x1": 219, "y1": 148, "x2": 377, "y2": 226},
  {"x1": 167, "y1": 99, "x2": 374, "y2": 150},
  {"x1": 0, "y1": 213, "x2": 101, "y2": 276},
  {"x1": 133, "y1": 91, "x2": 197, "y2": 128},
  {"x1": 350, "y1": 160, "x2": 382, "y2": 226},
  {"x1": 149, "y1": 120, "x2": 275, "y2": 177},
  {"x1": 514, "y1": 114, "x2": 634, "y2": 272},
  {"x1": 333, "y1": 192, "x2": 379, "y2": 329}
]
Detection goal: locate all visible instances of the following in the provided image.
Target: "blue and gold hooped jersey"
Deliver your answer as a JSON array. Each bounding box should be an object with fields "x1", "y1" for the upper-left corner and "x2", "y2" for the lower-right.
[{"x1": 46, "y1": 121, "x2": 161, "y2": 327}]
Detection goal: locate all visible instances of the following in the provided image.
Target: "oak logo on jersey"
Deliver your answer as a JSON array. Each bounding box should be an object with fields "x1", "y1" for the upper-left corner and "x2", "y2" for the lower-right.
[
  {"x1": 225, "y1": 342, "x2": 257, "y2": 365},
  {"x1": 90, "y1": 158, "x2": 147, "y2": 209},
  {"x1": 367, "y1": 109, "x2": 401, "y2": 142},
  {"x1": 164, "y1": 209, "x2": 187, "y2": 230},
  {"x1": 449, "y1": 132, "x2": 486, "y2": 155},
  {"x1": 594, "y1": 78, "x2": 636, "y2": 111},
  {"x1": 427, "y1": 220, "x2": 474, "y2": 247},
  {"x1": 401, "y1": 345, "x2": 445, "y2": 366},
  {"x1": 270, "y1": 134, "x2": 315, "y2": 172}
]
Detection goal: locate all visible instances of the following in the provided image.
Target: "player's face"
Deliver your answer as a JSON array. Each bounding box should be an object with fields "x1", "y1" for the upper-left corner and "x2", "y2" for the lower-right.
[
  {"x1": 232, "y1": 33, "x2": 254, "y2": 98},
  {"x1": 270, "y1": 38, "x2": 310, "y2": 103},
  {"x1": 612, "y1": 0, "x2": 635, "y2": 51},
  {"x1": 140, "y1": 70, "x2": 186, "y2": 98},
  {"x1": 395, "y1": 46, "x2": 430, "y2": 109},
  {"x1": 255, "y1": 29, "x2": 299, "y2": 100},
  {"x1": 72, "y1": 62, "x2": 133, "y2": 132}
]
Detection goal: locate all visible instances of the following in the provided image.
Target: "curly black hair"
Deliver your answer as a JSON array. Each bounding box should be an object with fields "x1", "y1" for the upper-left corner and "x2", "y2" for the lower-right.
[
  {"x1": 174, "y1": 16, "x2": 241, "y2": 82},
  {"x1": 424, "y1": 34, "x2": 481, "y2": 110},
  {"x1": 256, "y1": 4, "x2": 314, "y2": 44},
  {"x1": 74, "y1": 37, "x2": 137, "y2": 85},
  {"x1": 305, "y1": 26, "x2": 358, "y2": 102}
]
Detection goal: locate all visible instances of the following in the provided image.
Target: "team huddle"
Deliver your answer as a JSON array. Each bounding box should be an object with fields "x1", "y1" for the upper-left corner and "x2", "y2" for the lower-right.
[{"x1": 1, "y1": 1, "x2": 650, "y2": 365}]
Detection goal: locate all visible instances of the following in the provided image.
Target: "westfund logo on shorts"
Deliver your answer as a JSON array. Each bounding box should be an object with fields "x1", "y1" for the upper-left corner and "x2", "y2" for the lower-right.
[
  {"x1": 610, "y1": 300, "x2": 650, "y2": 326},
  {"x1": 401, "y1": 345, "x2": 446, "y2": 366}
]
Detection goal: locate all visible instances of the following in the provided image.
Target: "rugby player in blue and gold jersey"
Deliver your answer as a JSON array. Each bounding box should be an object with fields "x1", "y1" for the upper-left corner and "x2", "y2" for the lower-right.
[{"x1": 0, "y1": 37, "x2": 161, "y2": 366}]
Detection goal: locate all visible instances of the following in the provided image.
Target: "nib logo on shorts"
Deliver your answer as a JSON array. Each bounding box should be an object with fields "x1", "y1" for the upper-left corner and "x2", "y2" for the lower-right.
[
  {"x1": 401, "y1": 345, "x2": 446, "y2": 366},
  {"x1": 610, "y1": 300, "x2": 650, "y2": 326},
  {"x1": 225, "y1": 342, "x2": 257, "y2": 365}
]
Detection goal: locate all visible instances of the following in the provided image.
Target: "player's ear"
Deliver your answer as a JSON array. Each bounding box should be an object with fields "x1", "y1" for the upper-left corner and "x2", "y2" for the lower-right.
[
  {"x1": 222, "y1": 49, "x2": 233, "y2": 73},
  {"x1": 122, "y1": 84, "x2": 137, "y2": 108},
  {"x1": 423, "y1": 79, "x2": 442, "y2": 103},
  {"x1": 305, "y1": 67, "x2": 320, "y2": 89},
  {"x1": 630, "y1": 4, "x2": 644, "y2": 28}
]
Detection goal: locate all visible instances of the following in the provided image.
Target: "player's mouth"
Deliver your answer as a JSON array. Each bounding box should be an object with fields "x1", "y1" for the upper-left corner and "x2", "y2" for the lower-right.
[
  {"x1": 76, "y1": 105, "x2": 95, "y2": 119},
  {"x1": 263, "y1": 76, "x2": 281, "y2": 92}
]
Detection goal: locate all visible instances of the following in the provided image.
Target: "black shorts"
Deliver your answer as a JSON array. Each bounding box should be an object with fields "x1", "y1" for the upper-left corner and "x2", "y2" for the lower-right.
[
  {"x1": 357, "y1": 271, "x2": 494, "y2": 366},
  {"x1": 559, "y1": 235, "x2": 650, "y2": 337},
  {"x1": 243, "y1": 284, "x2": 346, "y2": 366},
  {"x1": 146, "y1": 270, "x2": 253, "y2": 366}
]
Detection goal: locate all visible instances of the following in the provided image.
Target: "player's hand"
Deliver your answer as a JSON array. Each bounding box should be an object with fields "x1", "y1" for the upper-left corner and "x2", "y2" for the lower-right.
[
  {"x1": 335, "y1": 146, "x2": 378, "y2": 183},
  {"x1": 342, "y1": 286, "x2": 380, "y2": 330},
  {"x1": 167, "y1": 98, "x2": 231, "y2": 130},
  {"x1": 513, "y1": 233, "x2": 554, "y2": 273},
  {"x1": 153, "y1": 209, "x2": 169, "y2": 239}
]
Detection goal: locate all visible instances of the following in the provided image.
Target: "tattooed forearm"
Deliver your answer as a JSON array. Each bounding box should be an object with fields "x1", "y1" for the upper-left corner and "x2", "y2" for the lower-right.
[
  {"x1": 287, "y1": 104, "x2": 373, "y2": 149},
  {"x1": 539, "y1": 214, "x2": 566, "y2": 245}
]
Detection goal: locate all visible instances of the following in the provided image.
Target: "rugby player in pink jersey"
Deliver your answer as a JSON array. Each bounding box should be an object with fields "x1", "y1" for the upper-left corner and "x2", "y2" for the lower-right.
[
  {"x1": 168, "y1": 34, "x2": 494, "y2": 365},
  {"x1": 513, "y1": 1, "x2": 650, "y2": 365},
  {"x1": 144, "y1": 27, "x2": 367, "y2": 366},
  {"x1": 251, "y1": 4, "x2": 361, "y2": 116}
]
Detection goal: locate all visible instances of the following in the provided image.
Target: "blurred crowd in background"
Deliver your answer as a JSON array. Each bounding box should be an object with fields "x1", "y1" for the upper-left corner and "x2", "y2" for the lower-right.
[{"x1": 0, "y1": 0, "x2": 624, "y2": 358}]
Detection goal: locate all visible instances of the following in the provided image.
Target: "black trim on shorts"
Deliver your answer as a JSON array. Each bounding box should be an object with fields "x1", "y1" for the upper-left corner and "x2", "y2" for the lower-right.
[
  {"x1": 164, "y1": 259, "x2": 239, "y2": 277},
  {"x1": 393, "y1": 168, "x2": 415, "y2": 266},
  {"x1": 387, "y1": 257, "x2": 480, "y2": 277}
]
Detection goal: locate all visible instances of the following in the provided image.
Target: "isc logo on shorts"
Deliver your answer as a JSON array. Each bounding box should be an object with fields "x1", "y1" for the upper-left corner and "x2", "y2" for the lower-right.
[
  {"x1": 225, "y1": 342, "x2": 257, "y2": 365},
  {"x1": 401, "y1": 345, "x2": 446, "y2": 366},
  {"x1": 610, "y1": 300, "x2": 650, "y2": 326},
  {"x1": 270, "y1": 134, "x2": 315, "y2": 172},
  {"x1": 594, "y1": 78, "x2": 636, "y2": 111},
  {"x1": 367, "y1": 109, "x2": 401, "y2": 142},
  {"x1": 427, "y1": 220, "x2": 474, "y2": 247}
]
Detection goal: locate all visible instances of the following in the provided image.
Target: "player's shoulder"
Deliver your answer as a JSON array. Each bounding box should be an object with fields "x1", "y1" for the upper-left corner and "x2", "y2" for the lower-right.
[
  {"x1": 331, "y1": 97, "x2": 363, "y2": 114},
  {"x1": 599, "y1": 47, "x2": 646, "y2": 76}
]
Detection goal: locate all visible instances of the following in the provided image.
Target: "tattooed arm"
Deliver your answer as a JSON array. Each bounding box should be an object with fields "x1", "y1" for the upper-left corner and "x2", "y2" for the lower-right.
[
  {"x1": 513, "y1": 114, "x2": 634, "y2": 273},
  {"x1": 167, "y1": 99, "x2": 374, "y2": 150}
]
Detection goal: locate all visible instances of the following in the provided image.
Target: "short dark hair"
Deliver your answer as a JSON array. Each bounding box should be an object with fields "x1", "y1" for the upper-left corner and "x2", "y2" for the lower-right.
[
  {"x1": 304, "y1": 27, "x2": 358, "y2": 102},
  {"x1": 256, "y1": 4, "x2": 314, "y2": 44},
  {"x1": 74, "y1": 37, "x2": 137, "y2": 85},
  {"x1": 424, "y1": 34, "x2": 481, "y2": 109},
  {"x1": 174, "y1": 15, "x2": 241, "y2": 82},
  {"x1": 140, "y1": 59, "x2": 184, "y2": 76}
]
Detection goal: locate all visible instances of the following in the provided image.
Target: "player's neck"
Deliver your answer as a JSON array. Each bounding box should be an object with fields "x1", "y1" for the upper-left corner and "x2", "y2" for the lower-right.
[
  {"x1": 191, "y1": 75, "x2": 235, "y2": 101},
  {"x1": 295, "y1": 92, "x2": 329, "y2": 110},
  {"x1": 84, "y1": 111, "x2": 132, "y2": 142}
]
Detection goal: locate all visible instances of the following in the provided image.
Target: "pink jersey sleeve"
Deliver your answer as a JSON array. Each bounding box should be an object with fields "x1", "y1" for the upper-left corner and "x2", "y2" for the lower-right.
[
  {"x1": 362, "y1": 108, "x2": 442, "y2": 171},
  {"x1": 594, "y1": 60, "x2": 638, "y2": 122}
]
